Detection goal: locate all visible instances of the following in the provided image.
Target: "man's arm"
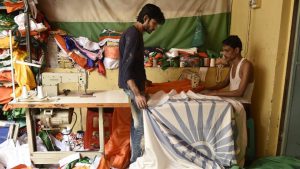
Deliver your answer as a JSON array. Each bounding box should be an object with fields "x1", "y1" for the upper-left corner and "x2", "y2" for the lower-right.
[
  {"x1": 207, "y1": 61, "x2": 253, "y2": 97},
  {"x1": 121, "y1": 30, "x2": 148, "y2": 109},
  {"x1": 127, "y1": 79, "x2": 147, "y2": 109},
  {"x1": 205, "y1": 72, "x2": 230, "y2": 91}
]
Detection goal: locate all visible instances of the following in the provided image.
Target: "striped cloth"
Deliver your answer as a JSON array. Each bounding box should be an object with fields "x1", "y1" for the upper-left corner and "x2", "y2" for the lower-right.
[
  {"x1": 130, "y1": 91, "x2": 246, "y2": 169},
  {"x1": 148, "y1": 100, "x2": 235, "y2": 169}
]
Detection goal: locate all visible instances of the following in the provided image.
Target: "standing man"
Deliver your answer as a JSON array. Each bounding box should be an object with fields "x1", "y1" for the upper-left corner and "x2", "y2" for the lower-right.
[
  {"x1": 204, "y1": 35, "x2": 254, "y2": 104},
  {"x1": 118, "y1": 4, "x2": 165, "y2": 163}
]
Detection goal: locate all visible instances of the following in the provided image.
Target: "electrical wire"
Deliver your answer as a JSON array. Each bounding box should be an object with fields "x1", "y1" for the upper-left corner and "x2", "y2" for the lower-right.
[
  {"x1": 244, "y1": 1, "x2": 252, "y2": 59},
  {"x1": 80, "y1": 108, "x2": 83, "y2": 131},
  {"x1": 230, "y1": 0, "x2": 234, "y2": 12},
  {"x1": 61, "y1": 111, "x2": 77, "y2": 135}
]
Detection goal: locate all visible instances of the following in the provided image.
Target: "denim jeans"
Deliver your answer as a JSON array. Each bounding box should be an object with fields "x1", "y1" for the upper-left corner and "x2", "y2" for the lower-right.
[{"x1": 124, "y1": 89, "x2": 144, "y2": 163}]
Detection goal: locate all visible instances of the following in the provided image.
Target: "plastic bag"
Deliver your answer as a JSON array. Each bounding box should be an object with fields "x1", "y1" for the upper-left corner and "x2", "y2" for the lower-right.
[
  {"x1": 0, "y1": 139, "x2": 31, "y2": 168},
  {"x1": 191, "y1": 17, "x2": 205, "y2": 47}
]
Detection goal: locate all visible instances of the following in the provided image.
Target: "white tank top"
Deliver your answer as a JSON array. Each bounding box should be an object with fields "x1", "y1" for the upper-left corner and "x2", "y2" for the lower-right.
[{"x1": 229, "y1": 58, "x2": 254, "y2": 103}]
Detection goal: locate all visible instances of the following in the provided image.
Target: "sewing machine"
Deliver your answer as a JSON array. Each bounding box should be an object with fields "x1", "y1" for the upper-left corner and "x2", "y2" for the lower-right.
[{"x1": 42, "y1": 72, "x2": 87, "y2": 97}]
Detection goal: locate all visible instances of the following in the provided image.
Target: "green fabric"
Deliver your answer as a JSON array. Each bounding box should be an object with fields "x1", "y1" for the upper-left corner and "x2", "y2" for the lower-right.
[
  {"x1": 230, "y1": 165, "x2": 242, "y2": 169},
  {"x1": 0, "y1": 13, "x2": 17, "y2": 31},
  {"x1": 66, "y1": 157, "x2": 91, "y2": 169},
  {"x1": 160, "y1": 57, "x2": 180, "y2": 70},
  {"x1": 246, "y1": 118, "x2": 256, "y2": 161},
  {"x1": 206, "y1": 49, "x2": 221, "y2": 58},
  {"x1": 38, "y1": 130, "x2": 55, "y2": 151},
  {"x1": 3, "y1": 108, "x2": 26, "y2": 120},
  {"x1": 248, "y1": 156, "x2": 300, "y2": 169},
  {"x1": 51, "y1": 13, "x2": 230, "y2": 52}
]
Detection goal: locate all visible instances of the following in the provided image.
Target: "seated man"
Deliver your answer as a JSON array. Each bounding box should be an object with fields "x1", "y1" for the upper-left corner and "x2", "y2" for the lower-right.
[{"x1": 204, "y1": 35, "x2": 254, "y2": 104}]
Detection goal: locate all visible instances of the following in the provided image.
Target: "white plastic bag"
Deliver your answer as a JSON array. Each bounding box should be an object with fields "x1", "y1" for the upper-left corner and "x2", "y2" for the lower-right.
[{"x1": 0, "y1": 139, "x2": 31, "y2": 168}]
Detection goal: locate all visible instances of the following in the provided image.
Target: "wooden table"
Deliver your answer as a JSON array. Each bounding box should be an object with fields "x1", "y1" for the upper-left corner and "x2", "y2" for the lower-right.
[{"x1": 9, "y1": 89, "x2": 130, "y2": 164}]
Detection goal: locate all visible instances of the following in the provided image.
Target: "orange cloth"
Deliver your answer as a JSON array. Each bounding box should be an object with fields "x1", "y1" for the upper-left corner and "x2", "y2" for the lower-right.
[
  {"x1": 99, "y1": 36, "x2": 120, "y2": 41},
  {"x1": 146, "y1": 79, "x2": 205, "y2": 94},
  {"x1": 4, "y1": 1, "x2": 24, "y2": 13},
  {"x1": 146, "y1": 79, "x2": 192, "y2": 94},
  {"x1": 104, "y1": 46, "x2": 120, "y2": 60},
  {"x1": 0, "y1": 71, "x2": 12, "y2": 82},
  {"x1": 2, "y1": 104, "x2": 12, "y2": 112},
  {"x1": 69, "y1": 51, "x2": 88, "y2": 69},
  {"x1": 0, "y1": 87, "x2": 12, "y2": 104},
  {"x1": 98, "y1": 107, "x2": 131, "y2": 169}
]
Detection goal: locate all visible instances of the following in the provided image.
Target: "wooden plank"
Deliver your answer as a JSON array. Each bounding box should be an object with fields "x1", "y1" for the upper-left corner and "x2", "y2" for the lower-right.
[
  {"x1": 31, "y1": 151, "x2": 102, "y2": 164},
  {"x1": 25, "y1": 109, "x2": 34, "y2": 154},
  {"x1": 9, "y1": 90, "x2": 130, "y2": 108},
  {"x1": 98, "y1": 108, "x2": 104, "y2": 153},
  {"x1": 9, "y1": 102, "x2": 130, "y2": 109}
]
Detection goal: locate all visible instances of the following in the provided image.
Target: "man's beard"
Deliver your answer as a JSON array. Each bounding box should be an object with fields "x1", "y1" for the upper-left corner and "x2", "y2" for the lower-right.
[
  {"x1": 146, "y1": 29, "x2": 153, "y2": 34},
  {"x1": 144, "y1": 25, "x2": 153, "y2": 34}
]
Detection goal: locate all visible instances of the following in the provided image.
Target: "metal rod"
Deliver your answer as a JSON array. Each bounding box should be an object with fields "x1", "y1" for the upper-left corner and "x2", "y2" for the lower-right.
[
  {"x1": 24, "y1": 0, "x2": 31, "y2": 62},
  {"x1": 9, "y1": 30, "x2": 16, "y2": 100},
  {"x1": 15, "y1": 60, "x2": 41, "y2": 68}
]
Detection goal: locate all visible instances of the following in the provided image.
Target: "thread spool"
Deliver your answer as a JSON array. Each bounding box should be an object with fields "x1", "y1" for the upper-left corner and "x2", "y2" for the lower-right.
[
  {"x1": 180, "y1": 61, "x2": 185, "y2": 68},
  {"x1": 152, "y1": 58, "x2": 157, "y2": 67},
  {"x1": 210, "y1": 58, "x2": 216, "y2": 67},
  {"x1": 22, "y1": 85, "x2": 28, "y2": 99},
  {"x1": 203, "y1": 58, "x2": 210, "y2": 67},
  {"x1": 37, "y1": 86, "x2": 44, "y2": 99}
]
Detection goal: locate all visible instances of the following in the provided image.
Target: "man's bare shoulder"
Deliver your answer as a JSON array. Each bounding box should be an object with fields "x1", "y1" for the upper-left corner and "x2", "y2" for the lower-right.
[
  {"x1": 242, "y1": 59, "x2": 254, "y2": 70},
  {"x1": 241, "y1": 59, "x2": 254, "y2": 81}
]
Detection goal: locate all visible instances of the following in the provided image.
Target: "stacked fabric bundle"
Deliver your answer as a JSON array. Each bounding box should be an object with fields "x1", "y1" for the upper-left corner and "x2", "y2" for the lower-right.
[
  {"x1": 144, "y1": 47, "x2": 164, "y2": 67},
  {"x1": 0, "y1": 1, "x2": 42, "y2": 114},
  {"x1": 54, "y1": 34, "x2": 107, "y2": 75},
  {"x1": 0, "y1": 49, "x2": 10, "y2": 72},
  {"x1": 99, "y1": 29, "x2": 122, "y2": 70}
]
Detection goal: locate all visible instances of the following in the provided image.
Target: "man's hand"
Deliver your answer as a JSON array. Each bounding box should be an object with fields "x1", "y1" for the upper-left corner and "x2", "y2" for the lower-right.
[
  {"x1": 127, "y1": 79, "x2": 148, "y2": 109},
  {"x1": 135, "y1": 94, "x2": 148, "y2": 109},
  {"x1": 206, "y1": 91, "x2": 218, "y2": 96}
]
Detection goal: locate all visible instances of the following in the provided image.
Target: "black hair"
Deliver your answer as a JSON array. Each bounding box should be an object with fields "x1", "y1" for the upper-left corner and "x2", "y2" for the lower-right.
[
  {"x1": 223, "y1": 35, "x2": 243, "y2": 52},
  {"x1": 137, "y1": 4, "x2": 165, "y2": 25}
]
